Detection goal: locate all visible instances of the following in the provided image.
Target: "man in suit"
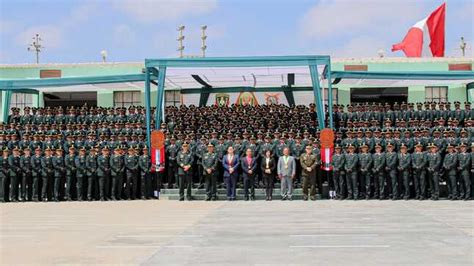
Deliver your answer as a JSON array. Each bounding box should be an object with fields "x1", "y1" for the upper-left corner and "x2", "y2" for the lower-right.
[
  {"x1": 277, "y1": 147, "x2": 296, "y2": 200},
  {"x1": 223, "y1": 146, "x2": 240, "y2": 201},
  {"x1": 241, "y1": 148, "x2": 257, "y2": 201}
]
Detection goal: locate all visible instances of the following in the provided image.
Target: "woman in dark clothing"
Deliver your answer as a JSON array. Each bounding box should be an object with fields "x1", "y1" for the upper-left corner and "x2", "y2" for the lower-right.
[{"x1": 261, "y1": 150, "x2": 276, "y2": 201}]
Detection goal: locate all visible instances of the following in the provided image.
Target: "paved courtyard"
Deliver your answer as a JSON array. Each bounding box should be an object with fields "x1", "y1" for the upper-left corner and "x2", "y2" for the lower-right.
[{"x1": 1, "y1": 200, "x2": 473, "y2": 265}]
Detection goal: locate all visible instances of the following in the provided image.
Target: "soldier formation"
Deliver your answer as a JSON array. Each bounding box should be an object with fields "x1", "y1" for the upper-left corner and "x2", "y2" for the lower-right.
[{"x1": 1, "y1": 101, "x2": 473, "y2": 202}]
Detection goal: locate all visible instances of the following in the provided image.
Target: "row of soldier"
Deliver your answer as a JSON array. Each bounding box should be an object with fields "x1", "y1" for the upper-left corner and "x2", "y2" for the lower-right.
[
  {"x1": 0, "y1": 145, "x2": 155, "y2": 202},
  {"x1": 331, "y1": 142, "x2": 472, "y2": 201}
]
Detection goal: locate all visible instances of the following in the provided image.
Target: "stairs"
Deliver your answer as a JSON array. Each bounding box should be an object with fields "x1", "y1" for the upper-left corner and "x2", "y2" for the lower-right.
[{"x1": 159, "y1": 187, "x2": 325, "y2": 200}]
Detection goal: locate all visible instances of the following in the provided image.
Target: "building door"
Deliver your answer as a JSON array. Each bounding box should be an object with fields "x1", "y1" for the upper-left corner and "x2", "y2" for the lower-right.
[
  {"x1": 350, "y1": 87, "x2": 408, "y2": 105},
  {"x1": 44, "y1": 92, "x2": 97, "y2": 108}
]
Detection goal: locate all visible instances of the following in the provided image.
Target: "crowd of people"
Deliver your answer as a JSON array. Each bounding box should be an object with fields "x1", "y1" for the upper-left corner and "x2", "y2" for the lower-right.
[{"x1": 0, "y1": 101, "x2": 473, "y2": 202}]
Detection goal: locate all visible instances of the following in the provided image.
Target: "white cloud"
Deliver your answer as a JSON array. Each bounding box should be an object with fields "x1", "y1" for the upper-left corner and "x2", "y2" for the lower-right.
[
  {"x1": 16, "y1": 25, "x2": 64, "y2": 49},
  {"x1": 114, "y1": 0, "x2": 218, "y2": 23},
  {"x1": 325, "y1": 35, "x2": 388, "y2": 57},
  {"x1": 300, "y1": 0, "x2": 426, "y2": 40},
  {"x1": 0, "y1": 20, "x2": 20, "y2": 34}
]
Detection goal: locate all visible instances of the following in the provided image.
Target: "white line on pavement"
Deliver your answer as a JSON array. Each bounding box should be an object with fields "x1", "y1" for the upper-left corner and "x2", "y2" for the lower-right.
[
  {"x1": 290, "y1": 245, "x2": 390, "y2": 248},
  {"x1": 115, "y1": 235, "x2": 202, "y2": 238},
  {"x1": 289, "y1": 234, "x2": 379, "y2": 237},
  {"x1": 96, "y1": 245, "x2": 192, "y2": 249}
]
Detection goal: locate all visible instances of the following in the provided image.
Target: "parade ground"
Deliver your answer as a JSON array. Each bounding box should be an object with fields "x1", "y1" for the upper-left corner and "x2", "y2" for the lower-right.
[{"x1": 0, "y1": 200, "x2": 472, "y2": 265}]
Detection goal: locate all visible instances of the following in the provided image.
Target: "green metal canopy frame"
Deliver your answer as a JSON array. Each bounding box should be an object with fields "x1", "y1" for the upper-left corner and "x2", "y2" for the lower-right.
[{"x1": 144, "y1": 55, "x2": 333, "y2": 149}]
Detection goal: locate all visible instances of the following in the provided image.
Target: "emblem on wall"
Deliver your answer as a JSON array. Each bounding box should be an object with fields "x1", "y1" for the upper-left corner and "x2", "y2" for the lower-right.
[
  {"x1": 236, "y1": 92, "x2": 258, "y2": 106},
  {"x1": 264, "y1": 93, "x2": 281, "y2": 105},
  {"x1": 215, "y1": 93, "x2": 230, "y2": 107}
]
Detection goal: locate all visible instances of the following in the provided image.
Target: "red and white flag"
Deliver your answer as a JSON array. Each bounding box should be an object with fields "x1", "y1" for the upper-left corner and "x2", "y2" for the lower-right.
[
  {"x1": 392, "y1": 3, "x2": 445, "y2": 57},
  {"x1": 151, "y1": 146, "x2": 165, "y2": 173}
]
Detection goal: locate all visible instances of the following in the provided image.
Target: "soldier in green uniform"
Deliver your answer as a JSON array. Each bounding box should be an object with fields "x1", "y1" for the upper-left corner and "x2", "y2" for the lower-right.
[
  {"x1": 110, "y1": 147, "x2": 125, "y2": 200},
  {"x1": 52, "y1": 148, "x2": 65, "y2": 201},
  {"x1": 177, "y1": 143, "x2": 193, "y2": 201},
  {"x1": 443, "y1": 144, "x2": 459, "y2": 200},
  {"x1": 96, "y1": 146, "x2": 110, "y2": 200},
  {"x1": 426, "y1": 143, "x2": 442, "y2": 200},
  {"x1": 166, "y1": 137, "x2": 179, "y2": 189},
  {"x1": 8, "y1": 147, "x2": 21, "y2": 202},
  {"x1": 64, "y1": 146, "x2": 76, "y2": 201},
  {"x1": 300, "y1": 145, "x2": 318, "y2": 201},
  {"x1": 74, "y1": 147, "x2": 87, "y2": 201},
  {"x1": 31, "y1": 147, "x2": 42, "y2": 201},
  {"x1": 358, "y1": 143, "x2": 373, "y2": 199},
  {"x1": 456, "y1": 143, "x2": 471, "y2": 200},
  {"x1": 331, "y1": 144, "x2": 345, "y2": 200},
  {"x1": 372, "y1": 144, "x2": 386, "y2": 199},
  {"x1": 412, "y1": 142, "x2": 427, "y2": 200},
  {"x1": 0, "y1": 148, "x2": 9, "y2": 202},
  {"x1": 20, "y1": 147, "x2": 32, "y2": 201},
  {"x1": 138, "y1": 147, "x2": 151, "y2": 200},
  {"x1": 397, "y1": 144, "x2": 412, "y2": 200},
  {"x1": 202, "y1": 144, "x2": 218, "y2": 201},
  {"x1": 124, "y1": 147, "x2": 139, "y2": 200},
  {"x1": 344, "y1": 144, "x2": 358, "y2": 200},
  {"x1": 384, "y1": 143, "x2": 398, "y2": 200}
]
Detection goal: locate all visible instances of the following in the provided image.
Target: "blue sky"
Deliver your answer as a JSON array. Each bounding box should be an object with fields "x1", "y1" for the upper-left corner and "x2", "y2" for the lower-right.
[{"x1": 0, "y1": 0, "x2": 472, "y2": 64}]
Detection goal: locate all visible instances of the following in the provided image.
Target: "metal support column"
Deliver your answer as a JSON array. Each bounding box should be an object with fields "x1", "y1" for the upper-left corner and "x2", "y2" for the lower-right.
[
  {"x1": 327, "y1": 62, "x2": 334, "y2": 129},
  {"x1": 155, "y1": 67, "x2": 167, "y2": 128},
  {"x1": 2, "y1": 90, "x2": 12, "y2": 123},
  {"x1": 144, "y1": 68, "x2": 152, "y2": 149},
  {"x1": 309, "y1": 64, "x2": 326, "y2": 129}
]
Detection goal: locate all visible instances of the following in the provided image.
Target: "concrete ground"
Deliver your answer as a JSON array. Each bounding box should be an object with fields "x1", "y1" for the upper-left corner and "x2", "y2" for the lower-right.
[{"x1": 1, "y1": 200, "x2": 473, "y2": 265}]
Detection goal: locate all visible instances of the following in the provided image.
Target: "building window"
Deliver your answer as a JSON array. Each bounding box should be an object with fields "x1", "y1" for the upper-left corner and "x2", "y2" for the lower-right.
[
  {"x1": 10, "y1": 93, "x2": 33, "y2": 113},
  {"x1": 114, "y1": 91, "x2": 141, "y2": 108},
  {"x1": 425, "y1": 86, "x2": 447, "y2": 102},
  {"x1": 323, "y1": 88, "x2": 338, "y2": 105},
  {"x1": 165, "y1": 90, "x2": 181, "y2": 106}
]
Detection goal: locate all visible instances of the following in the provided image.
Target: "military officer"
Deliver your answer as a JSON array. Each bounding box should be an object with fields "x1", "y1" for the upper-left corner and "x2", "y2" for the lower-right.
[
  {"x1": 397, "y1": 144, "x2": 412, "y2": 200},
  {"x1": 457, "y1": 143, "x2": 471, "y2": 200},
  {"x1": 138, "y1": 147, "x2": 151, "y2": 199},
  {"x1": 384, "y1": 143, "x2": 398, "y2": 200},
  {"x1": 74, "y1": 147, "x2": 87, "y2": 200},
  {"x1": 201, "y1": 144, "x2": 218, "y2": 201},
  {"x1": 110, "y1": 147, "x2": 125, "y2": 200},
  {"x1": 64, "y1": 146, "x2": 76, "y2": 201},
  {"x1": 0, "y1": 148, "x2": 9, "y2": 202},
  {"x1": 331, "y1": 144, "x2": 345, "y2": 200},
  {"x1": 97, "y1": 146, "x2": 110, "y2": 200},
  {"x1": 166, "y1": 137, "x2": 179, "y2": 189},
  {"x1": 124, "y1": 146, "x2": 139, "y2": 200},
  {"x1": 177, "y1": 143, "x2": 193, "y2": 201},
  {"x1": 412, "y1": 142, "x2": 427, "y2": 200},
  {"x1": 20, "y1": 147, "x2": 32, "y2": 201},
  {"x1": 344, "y1": 144, "x2": 359, "y2": 200},
  {"x1": 372, "y1": 144, "x2": 386, "y2": 199},
  {"x1": 51, "y1": 148, "x2": 65, "y2": 202},
  {"x1": 300, "y1": 145, "x2": 318, "y2": 201},
  {"x1": 358, "y1": 143, "x2": 373, "y2": 199},
  {"x1": 8, "y1": 146, "x2": 22, "y2": 202},
  {"x1": 443, "y1": 144, "x2": 459, "y2": 200},
  {"x1": 427, "y1": 143, "x2": 442, "y2": 200},
  {"x1": 31, "y1": 147, "x2": 42, "y2": 201}
]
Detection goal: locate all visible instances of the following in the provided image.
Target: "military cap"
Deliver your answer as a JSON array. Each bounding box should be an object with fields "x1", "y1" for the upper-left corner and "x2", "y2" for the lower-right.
[
  {"x1": 2, "y1": 147, "x2": 9, "y2": 152},
  {"x1": 427, "y1": 143, "x2": 437, "y2": 148},
  {"x1": 446, "y1": 144, "x2": 454, "y2": 149},
  {"x1": 207, "y1": 143, "x2": 214, "y2": 147},
  {"x1": 458, "y1": 143, "x2": 467, "y2": 148},
  {"x1": 44, "y1": 146, "x2": 52, "y2": 151},
  {"x1": 128, "y1": 146, "x2": 134, "y2": 151},
  {"x1": 68, "y1": 146, "x2": 75, "y2": 150},
  {"x1": 374, "y1": 143, "x2": 382, "y2": 149},
  {"x1": 415, "y1": 142, "x2": 423, "y2": 147},
  {"x1": 35, "y1": 147, "x2": 41, "y2": 151},
  {"x1": 386, "y1": 142, "x2": 394, "y2": 147},
  {"x1": 334, "y1": 144, "x2": 342, "y2": 150},
  {"x1": 102, "y1": 146, "x2": 110, "y2": 151},
  {"x1": 182, "y1": 143, "x2": 189, "y2": 148},
  {"x1": 400, "y1": 144, "x2": 407, "y2": 149},
  {"x1": 79, "y1": 147, "x2": 86, "y2": 152}
]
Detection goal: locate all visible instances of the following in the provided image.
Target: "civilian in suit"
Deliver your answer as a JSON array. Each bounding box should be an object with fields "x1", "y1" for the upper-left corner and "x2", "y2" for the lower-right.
[
  {"x1": 261, "y1": 149, "x2": 276, "y2": 201},
  {"x1": 241, "y1": 148, "x2": 257, "y2": 201},
  {"x1": 223, "y1": 146, "x2": 240, "y2": 201},
  {"x1": 277, "y1": 147, "x2": 296, "y2": 200}
]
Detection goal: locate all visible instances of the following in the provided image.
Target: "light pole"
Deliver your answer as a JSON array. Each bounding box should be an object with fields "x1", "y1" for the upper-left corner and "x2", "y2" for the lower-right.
[
  {"x1": 101, "y1": 50, "x2": 108, "y2": 62},
  {"x1": 201, "y1": 25, "x2": 207, "y2": 57},
  {"x1": 177, "y1": 25, "x2": 185, "y2": 58},
  {"x1": 460, "y1": 37, "x2": 467, "y2": 57},
  {"x1": 27, "y1": 33, "x2": 43, "y2": 64}
]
